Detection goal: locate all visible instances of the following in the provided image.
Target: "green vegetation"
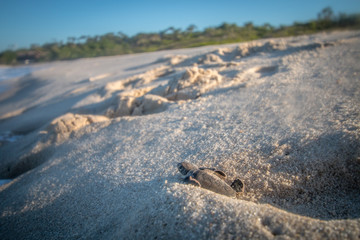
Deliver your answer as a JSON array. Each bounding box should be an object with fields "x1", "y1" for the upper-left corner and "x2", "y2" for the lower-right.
[{"x1": 1, "y1": 7, "x2": 360, "y2": 65}]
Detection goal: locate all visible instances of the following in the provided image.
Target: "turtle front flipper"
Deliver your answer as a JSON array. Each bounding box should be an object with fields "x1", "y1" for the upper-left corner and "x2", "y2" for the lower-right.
[
  {"x1": 199, "y1": 167, "x2": 216, "y2": 171},
  {"x1": 231, "y1": 179, "x2": 244, "y2": 193},
  {"x1": 184, "y1": 176, "x2": 201, "y2": 187},
  {"x1": 214, "y1": 170, "x2": 226, "y2": 178},
  {"x1": 199, "y1": 168, "x2": 227, "y2": 179}
]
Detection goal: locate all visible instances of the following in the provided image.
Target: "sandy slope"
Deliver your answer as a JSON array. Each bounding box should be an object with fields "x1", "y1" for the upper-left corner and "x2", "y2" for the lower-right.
[{"x1": 0, "y1": 30, "x2": 360, "y2": 239}]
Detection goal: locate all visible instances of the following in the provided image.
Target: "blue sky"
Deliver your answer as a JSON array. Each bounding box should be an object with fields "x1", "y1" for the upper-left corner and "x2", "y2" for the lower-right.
[{"x1": 1, "y1": 0, "x2": 360, "y2": 52}]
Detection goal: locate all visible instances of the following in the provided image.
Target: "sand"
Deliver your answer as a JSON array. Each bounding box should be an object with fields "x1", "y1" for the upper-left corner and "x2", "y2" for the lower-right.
[{"x1": 0, "y1": 30, "x2": 360, "y2": 239}]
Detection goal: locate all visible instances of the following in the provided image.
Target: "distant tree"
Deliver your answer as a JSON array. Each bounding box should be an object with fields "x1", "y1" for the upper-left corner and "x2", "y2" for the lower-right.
[
  {"x1": 164, "y1": 27, "x2": 175, "y2": 34},
  {"x1": 172, "y1": 28, "x2": 182, "y2": 40},
  {"x1": 79, "y1": 35, "x2": 88, "y2": 43},
  {"x1": 244, "y1": 22, "x2": 254, "y2": 29},
  {"x1": 262, "y1": 23, "x2": 274, "y2": 31},
  {"x1": 219, "y1": 23, "x2": 230, "y2": 30},
  {"x1": 317, "y1": 7, "x2": 335, "y2": 29},
  {"x1": 30, "y1": 44, "x2": 40, "y2": 49},
  {"x1": 186, "y1": 24, "x2": 197, "y2": 33},
  {"x1": 0, "y1": 50, "x2": 17, "y2": 64},
  {"x1": 117, "y1": 31, "x2": 128, "y2": 40},
  {"x1": 318, "y1": 7, "x2": 334, "y2": 21},
  {"x1": 336, "y1": 12, "x2": 360, "y2": 28},
  {"x1": 204, "y1": 27, "x2": 216, "y2": 37},
  {"x1": 243, "y1": 22, "x2": 256, "y2": 38},
  {"x1": 256, "y1": 23, "x2": 274, "y2": 37},
  {"x1": 67, "y1": 37, "x2": 76, "y2": 44}
]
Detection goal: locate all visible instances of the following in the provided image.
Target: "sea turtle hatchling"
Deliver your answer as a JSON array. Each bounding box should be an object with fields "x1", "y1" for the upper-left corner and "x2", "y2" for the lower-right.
[{"x1": 177, "y1": 162, "x2": 244, "y2": 198}]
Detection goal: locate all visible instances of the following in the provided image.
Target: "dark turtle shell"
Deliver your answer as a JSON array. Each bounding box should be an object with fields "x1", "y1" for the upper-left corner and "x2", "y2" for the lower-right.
[{"x1": 178, "y1": 162, "x2": 244, "y2": 197}]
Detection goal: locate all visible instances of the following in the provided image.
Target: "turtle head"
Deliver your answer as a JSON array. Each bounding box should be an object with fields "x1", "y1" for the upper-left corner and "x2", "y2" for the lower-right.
[{"x1": 177, "y1": 162, "x2": 197, "y2": 175}]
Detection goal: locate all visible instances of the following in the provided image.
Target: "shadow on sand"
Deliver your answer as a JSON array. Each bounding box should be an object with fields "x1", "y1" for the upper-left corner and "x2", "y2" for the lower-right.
[{"x1": 254, "y1": 131, "x2": 360, "y2": 220}]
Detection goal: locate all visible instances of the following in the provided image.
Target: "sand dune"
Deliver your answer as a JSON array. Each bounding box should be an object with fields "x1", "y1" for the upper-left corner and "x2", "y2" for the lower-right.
[{"x1": 0, "y1": 30, "x2": 360, "y2": 239}]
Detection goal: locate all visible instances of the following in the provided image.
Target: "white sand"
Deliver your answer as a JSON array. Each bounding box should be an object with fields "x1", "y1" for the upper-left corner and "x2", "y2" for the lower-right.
[{"x1": 0, "y1": 30, "x2": 360, "y2": 239}]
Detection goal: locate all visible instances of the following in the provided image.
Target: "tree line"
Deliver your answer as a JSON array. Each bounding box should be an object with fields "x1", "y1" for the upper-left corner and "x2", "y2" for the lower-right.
[{"x1": 1, "y1": 7, "x2": 359, "y2": 65}]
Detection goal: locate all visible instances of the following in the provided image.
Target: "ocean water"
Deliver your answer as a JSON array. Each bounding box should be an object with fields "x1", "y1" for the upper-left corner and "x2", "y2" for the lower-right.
[
  {"x1": 0, "y1": 65, "x2": 36, "y2": 82},
  {"x1": 0, "y1": 65, "x2": 47, "y2": 94},
  {"x1": 0, "y1": 67, "x2": 42, "y2": 143}
]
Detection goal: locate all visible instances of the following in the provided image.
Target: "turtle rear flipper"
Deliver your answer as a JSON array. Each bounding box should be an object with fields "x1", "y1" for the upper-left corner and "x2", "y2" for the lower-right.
[
  {"x1": 231, "y1": 179, "x2": 244, "y2": 193},
  {"x1": 184, "y1": 176, "x2": 201, "y2": 187}
]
